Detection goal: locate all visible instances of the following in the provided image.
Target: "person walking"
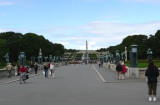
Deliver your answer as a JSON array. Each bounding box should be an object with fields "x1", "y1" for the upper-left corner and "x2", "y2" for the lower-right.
[
  {"x1": 29, "y1": 62, "x2": 34, "y2": 73},
  {"x1": 50, "y1": 62, "x2": 55, "y2": 79},
  {"x1": 44, "y1": 63, "x2": 49, "y2": 78},
  {"x1": 101, "y1": 61, "x2": 103, "y2": 68},
  {"x1": 6, "y1": 63, "x2": 13, "y2": 78},
  {"x1": 98, "y1": 61, "x2": 101, "y2": 68},
  {"x1": 108, "y1": 62, "x2": 110, "y2": 69},
  {"x1": 19, "y1": 65, "x2": 27, "y2": 79},
  {"x1": 116, "y1": 62, "x2": 122, "y2": 80},
  {"x1": 145, "y1": 61, "x2": 159, "y2": 102},
  {"x1": 14, "y1": 64, "x2": 18, "y2": 76},
  {"x1": 34, "y1": 62, "x2": 38, "y2": 74},
  {"x1": 17, "y1": 64, "x2": 20, "y2": 76},
  {"x1": 120, "y1": 63, "x2": 127, "y2": 80}
]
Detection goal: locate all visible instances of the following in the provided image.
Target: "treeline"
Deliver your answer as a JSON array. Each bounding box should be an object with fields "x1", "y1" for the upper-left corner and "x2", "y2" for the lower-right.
[
  {"x1": 65, "y1": 49, "x2": 78, "y2": 52},
  {"x1": 96, "y1": 48, "x2": 107, "y2": 52},
  {"x1": 0, "y1": 32, "x2": 65, "y2": 63},
  {"x1": 106, "y1": 30, "x2": 160, "y2": 59}
]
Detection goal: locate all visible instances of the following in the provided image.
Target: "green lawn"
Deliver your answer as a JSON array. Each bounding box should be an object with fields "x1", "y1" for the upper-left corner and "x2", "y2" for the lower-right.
[
  {"x1": 0, "y1": 65, "x2": 6, "y2": 69},
  {"x1": 76, "y1": 53, "x2": 83, "y2": 58},
  {"x1": 125, "y1": 60, "x2": 160, "y2": 68},
  {"x1": 89, "y1": 54, "x2": 97, "y2": 58}
]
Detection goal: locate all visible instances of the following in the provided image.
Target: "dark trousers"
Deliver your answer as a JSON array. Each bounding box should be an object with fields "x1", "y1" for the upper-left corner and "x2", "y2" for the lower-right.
[
  {"x1": 148, "y1": 82, "x2": 157, "y2": 95},
  {"x1": 45, "y1": 69, "x2": 48, "y2": 78},
  {"x1": 35, "y1": 69, "x2": 37, "y2": 74},
  {"x1": 7, "y1": 70, "x2": 11, "y2": 78}
]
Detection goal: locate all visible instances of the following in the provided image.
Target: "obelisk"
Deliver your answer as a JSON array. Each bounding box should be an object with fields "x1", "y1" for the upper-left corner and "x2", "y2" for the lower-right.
[{"x1": 86, "y1": 41, "x2": 88, "y2": 54}]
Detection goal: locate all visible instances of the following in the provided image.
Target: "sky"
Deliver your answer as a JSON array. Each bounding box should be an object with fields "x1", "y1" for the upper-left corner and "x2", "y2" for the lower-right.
[{"x1": 0, "y1": 0, "x2": 160, "y2": 50}]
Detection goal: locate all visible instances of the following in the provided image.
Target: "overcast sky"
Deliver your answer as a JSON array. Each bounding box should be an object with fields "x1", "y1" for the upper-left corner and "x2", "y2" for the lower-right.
[{"x1": 0, "y1": 0, "x2": 160, "y2": 50}]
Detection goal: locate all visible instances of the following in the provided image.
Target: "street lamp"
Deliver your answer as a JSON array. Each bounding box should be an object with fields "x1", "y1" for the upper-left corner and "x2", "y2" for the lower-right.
[
  {"x1": 147, "y1": 48, "x2": 153, "y2": 62},
  {"x1": 20, "y1": 52, "x2": 26, "y2": 65},
  {"x1": 121, "y1": 51, "x2": 125, "y2": 63},
  {"x1": 130, "y1": 45, "x2": 138, "y2": 67}
]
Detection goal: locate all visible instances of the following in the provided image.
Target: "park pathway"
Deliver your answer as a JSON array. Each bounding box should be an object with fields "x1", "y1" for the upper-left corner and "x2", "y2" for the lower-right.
[{"x1": 0, "y1": 64, "x2": 160, "y2": 105}]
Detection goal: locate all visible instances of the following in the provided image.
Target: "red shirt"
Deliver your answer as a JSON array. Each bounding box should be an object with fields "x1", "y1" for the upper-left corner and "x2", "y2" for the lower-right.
[
  {"x1": 19, "y1": 66, "x2": 27, "y2": 73},
  {"x1": 121, "y1": 65, "x2": 127, "y2": 74}
]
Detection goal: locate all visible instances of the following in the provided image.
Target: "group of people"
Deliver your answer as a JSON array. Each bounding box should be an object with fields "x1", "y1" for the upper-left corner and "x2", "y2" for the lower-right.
[
  {"x1": 6, "y1": 62, "x2": 39, "y2": 78},
  {"x1": 98, "y1": 60, "x2": 103, "y2": 68},
  {"x1": 116, "y1": 61, "x2": 159, "y2": 102},
  {"x1": 116, "y1": 62, "x2": 127, "y2": 80},
  {"x1": 44, "y1": 62, "x2": 56, "y2": 79},
  {"x1": 6, "y1": 61, "x2": 56, "y2": 80}
]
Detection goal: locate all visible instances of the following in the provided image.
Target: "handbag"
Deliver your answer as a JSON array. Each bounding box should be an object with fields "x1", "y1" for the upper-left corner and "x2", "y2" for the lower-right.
[
  {"x1": 146, "y1": 77, "x2": 148, "y2": 82},
  {"x1": 15, "y1": 72, "x2": 17, "y2": 76},
  {"x1": 26, "y1": 75, "x2": 29, "y2": 79},
  {"x1": 43, "y1": 71, "x2": 45, "y2": 75}
]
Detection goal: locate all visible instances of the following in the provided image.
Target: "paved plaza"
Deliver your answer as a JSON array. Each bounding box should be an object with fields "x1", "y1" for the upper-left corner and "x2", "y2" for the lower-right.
[{"x1": 0, "y1": 64, "x2": 160, "y2": 105}]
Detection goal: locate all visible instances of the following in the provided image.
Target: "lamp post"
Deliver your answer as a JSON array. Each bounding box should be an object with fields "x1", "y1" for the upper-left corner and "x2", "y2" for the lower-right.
[
  {"x1": 20, "y1": 52, "x2": 26, "y2": 65},
  {"x1": 125, "y1": 47, "x2": 127, "y2": 61},
  {"x1": 147, "y1": 48, "x2": 153, "y2": 62},
  {"x1": 121, "y1": 51, "x2": 125, "y2": 63},
  {"x1": 130, "y1": 45, "x2": 138, "y2": 67}
]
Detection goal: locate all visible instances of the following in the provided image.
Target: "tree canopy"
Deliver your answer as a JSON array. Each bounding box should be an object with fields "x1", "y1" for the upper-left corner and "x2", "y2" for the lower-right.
[
  {"x1": 106, "y1": 30, "x2": 160, "y2": 59},
  {"x1": 0, "y1": 32, "x2": 65, "y2": 63}
]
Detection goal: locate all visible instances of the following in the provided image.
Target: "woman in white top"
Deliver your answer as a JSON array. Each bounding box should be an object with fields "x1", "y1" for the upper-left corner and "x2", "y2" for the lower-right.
[{"x1": 50, "y1": 62, "x2": 55, "y2": 79}]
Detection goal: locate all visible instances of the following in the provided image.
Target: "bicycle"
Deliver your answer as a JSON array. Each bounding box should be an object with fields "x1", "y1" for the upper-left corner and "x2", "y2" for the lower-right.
[{"x1": 19, "y1": 72, "x2": 29, "y2": 84}]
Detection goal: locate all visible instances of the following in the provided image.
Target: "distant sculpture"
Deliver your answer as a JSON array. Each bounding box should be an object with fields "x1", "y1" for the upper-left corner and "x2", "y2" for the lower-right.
[
  {"x1": 115, "y1": 51, "x2": 120, "y2": 64},
  {"x1": 18, "y1": 55, "x2": 21, "y2": 64},
  {"x1": 49, "y1": 55, "x2": 53, "y2": 62},
  {"x1": 4, "y1": 53, "x2": 9, "y2": 65},
  {"x1": 18, "y1": 52, "x2": 26, "y2": 65},
  {"x1": 54, "y1": 56, "x2": 55, "y2": 62},
  {"x1": 38, "y1": 56, "x2": 41, "y2": 64}
]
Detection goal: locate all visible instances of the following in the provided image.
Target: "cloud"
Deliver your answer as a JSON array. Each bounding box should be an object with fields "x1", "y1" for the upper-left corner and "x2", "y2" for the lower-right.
[
  {"x1": 76, "y1": 21, "x2": 160, "y2": 49},
  {"x1": 1, "y1": 12, "x2": 7, "y2": 16},
  {"x1": 0, "y1": 28, "x2": 9, "y2": 32},
  {"x1": 121, "y1": 0, "x2": 160, "y2": 3},
  {"x1": 0, "y1": 28, "x2": 29, "y2": 33},
  {"x1": 1, "y1": 21, "x2": 160, "y2": 50},
  {"x1": 0, "y1": 1, "x2": 14, "y2": 6},
  {"x1": 39, "y1": 21, "x2": 160, "y2": 50},
  {"x1": 84, "y1": 0, "x2": 103, "y2": 1}
]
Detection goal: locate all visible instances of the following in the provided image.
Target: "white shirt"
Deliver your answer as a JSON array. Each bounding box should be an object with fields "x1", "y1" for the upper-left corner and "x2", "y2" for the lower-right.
[{"x1": 50, "y1": 64, "x2": 55, "y2": 70}]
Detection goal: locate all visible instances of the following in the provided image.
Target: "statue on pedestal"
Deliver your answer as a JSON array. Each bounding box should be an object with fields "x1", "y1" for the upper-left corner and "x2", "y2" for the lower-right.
[{"x1": 4, "y1": 53, "x2": 9, "y2": 65}]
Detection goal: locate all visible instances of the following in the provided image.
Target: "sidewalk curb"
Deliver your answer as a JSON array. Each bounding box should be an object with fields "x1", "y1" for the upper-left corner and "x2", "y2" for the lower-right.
[{"x1": 5, "y1": 72, "x2": 43, "y2": 84}]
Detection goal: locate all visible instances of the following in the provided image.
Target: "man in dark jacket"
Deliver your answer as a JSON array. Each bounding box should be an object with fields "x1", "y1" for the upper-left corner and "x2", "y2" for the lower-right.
[{"x1": 116, "y1": 62, "x2": 122, "y2": 80}]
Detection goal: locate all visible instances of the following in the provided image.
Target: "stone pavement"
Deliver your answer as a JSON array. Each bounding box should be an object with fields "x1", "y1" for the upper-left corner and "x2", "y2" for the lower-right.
[
  {"x1": 0, "y1": 64, "x2": 160, "y2": 105},
  {"x1": 92, "y1": 64, "x2": 146, "y2": 83},
  {"x1": 0, "y1": 67, "x2": 43, "y2": 85}
]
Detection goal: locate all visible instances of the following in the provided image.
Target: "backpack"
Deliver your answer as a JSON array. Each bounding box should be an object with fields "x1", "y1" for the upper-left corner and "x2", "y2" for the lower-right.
[{"x1": 116, "y1": 64, "x2": 122, "y2": 72}]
